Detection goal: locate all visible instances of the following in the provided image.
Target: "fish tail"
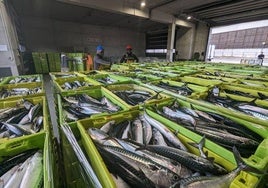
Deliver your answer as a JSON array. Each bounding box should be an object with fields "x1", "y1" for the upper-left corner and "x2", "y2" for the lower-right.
[
  {"x1": 233, "y1": 146, "x2": 264, "y2": 174},
  {"x1": 257, "y1": 92, "x2": 268, "y2": 100}
]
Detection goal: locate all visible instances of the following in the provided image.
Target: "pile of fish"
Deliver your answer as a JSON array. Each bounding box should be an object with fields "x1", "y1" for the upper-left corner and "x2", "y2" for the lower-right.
[
  {"x1": 87, "y1": 112, "x2": 246, "y2": 188},
  {"x1": 96, "y1": 76, "x2": 117, "y2": 85},
  {"x1": 0, "y1": 150, "x2": 43, "y2": 187},
  {"x1": 62, "y1": 94, "x2": 121, "y2": 122},
  {"x1": 0, "y1": 87, "x2": 42, "y2": 99},
  {"x1": 0, "y1": 99, "x2": 43, "y2": 139},
  {"x1": 114, "y1": 90, "x2": 156, "y2": 105},
  {"x1": 154, "y1": 100, "x2": 262, "y2": 157},
  {"x1": 61, "y1": 81, "x2": 94, "y2": 90},
  {"x1": 207, "y1": 87, "x2": 268, "y2": 121},
  {"x1": 155, "y1": 81, "x2": 193, "y2": 96},
  {"x1": 8, "y1": 76, "x2": 41, "y2": 84}
]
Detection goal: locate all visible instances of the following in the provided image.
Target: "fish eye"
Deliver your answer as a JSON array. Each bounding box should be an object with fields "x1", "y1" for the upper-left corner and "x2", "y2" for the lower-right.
[{"x1": 172, "y1": 175, "x2": 179, "y2": 181}]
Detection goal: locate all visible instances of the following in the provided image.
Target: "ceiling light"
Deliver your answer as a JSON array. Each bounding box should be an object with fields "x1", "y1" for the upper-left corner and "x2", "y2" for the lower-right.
[
  {"x1": 187, "y1": 16, "x2": 192, "y2": 20},
  {"x1": 141, "y1": 2, "x2": 146, "y2": 7}
]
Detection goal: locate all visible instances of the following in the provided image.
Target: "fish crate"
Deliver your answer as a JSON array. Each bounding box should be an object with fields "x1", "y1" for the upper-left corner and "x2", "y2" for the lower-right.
[
  {"x1": 146, "y1": 70, "x2": 179, "y2": 78},
  {"x1": 106, "y1": 83, "x2": 171, "y2": 109},
  {"x1": 57, "y1": 87, "x2": 131, "y2": 125},
  {"x1": 74, "y1": 70, "x2": 102, "y2": 77},
  {"x1": 0, "y1": 77, "x2": 10, "y2": 86},
  {"x1": 49, "y1": 72, "x2": 80, "y2": 81},
  {"x1": 0, "y1": 74, "x2": 43, "y2": 86},
  {"x1": 134, "y1": 73, "x2": 163, "y2": 82},
  {"x1": 145, "y1": 79, "x2": 208, "y2": 99},
  {"x1": 110, "y1": 64, "x2": 131, "y2": 72},
  {"x1": 59, "y1": 122, "x2": 97, "y2": 188},
  {"x1": 0, "y1": 96, "x2": 49, "y2": 143},
  {"x1": 76, "y1": 109, "x2": 264, "y2": 188},
  {"x1": 47, "y1": 52, "x2": 61, "y2": 72},
  {"x1": 237, "y1": 79, "x2": 268, "y2": 88},
  {"x1": 52, "y1": 76, "x2": 101, "y2": 94},
  {"x1": 85, "y1": 73, "x2": 133, "y2": 86},
  {"x1": 198, "y1": 86, "x2": 268, "y2": 128},
  {"x1": 0, "y1": 82, "x2": 44, "y2": 102},
  {"x1": 227, "y1": 82, "x2": 268, "y2": 93},
  {"x1": 145, "y1": 105, "x2": 268, "y2": 188},
  {"x1": 216, "y1": 83, "x2": 268, "y2": 102},
  {"x1": 192, "y1": 74, "x2": 239, "y2": 83},
  {"x1": 174, "y1": 76, "x2": 223, "y2": 87},
  {"x1": 0, "y1": 132, "x2": 56, "y2": 188},
  {"x1": 32, "y1": 52, "x2": 49, "y2": 74}
]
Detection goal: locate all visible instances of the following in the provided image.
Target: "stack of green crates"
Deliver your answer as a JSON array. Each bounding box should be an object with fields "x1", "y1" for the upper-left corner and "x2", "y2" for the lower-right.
[
  {"x1": 47, "y1": 53, "x2": 61, "y2": 72},
  {"x1": 32, "y1": 52, "x2": 49, "y2": 74}
]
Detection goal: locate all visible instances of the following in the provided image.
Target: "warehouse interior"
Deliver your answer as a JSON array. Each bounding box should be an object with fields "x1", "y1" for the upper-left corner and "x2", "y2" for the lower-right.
[
  {"x1": 0, "y1": 0, "x2": 267, "y2": 75},
  {"x1": 0, "y1": 0, "x2": 268, "y2": 188}
]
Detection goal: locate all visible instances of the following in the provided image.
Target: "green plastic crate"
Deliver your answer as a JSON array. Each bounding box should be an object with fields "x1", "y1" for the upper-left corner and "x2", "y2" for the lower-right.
[
  {"x1": 53, "y1": 76, "x2": 101, "y2": 94},
  {"x1": 49, "y1": 72, "x2": 79, "y2": 81},
  {"x1": 32, "y1": 52, "x2": 44, "y2": 74},
  {"x1": 106, "y1": 83, "x2": 171, "y2": 109},
  {"x1": 178, "y1": 76, "x2": 223, "y2": 87},
  {"x1": 237, "y1": 79, "x2": 268, "y2": 88},
  {"x1": 0, "y1": 82, "x2": 44, "y2": 101},
  {"x1": 0, "y1": 77, "x2": 10, "y2": 86},
  {"x1": 86, "y1": 73, "x2": 132, "y2": 85},
  {"x1": 0, "y1": 96, "x2": 49, "y2": 143},
  {"x1": 146, "y1": 79, "x2": 208, "y2": 98},
  {"x1": 146, "y1": 108, "x2": 268, "y2": 188},
  {"x1": 47, "y1": 53, "x2": 61, "y2": 72},
  {"x1": 0, "y1": 133, "x2": 52, "y2": 187},
  {"x1": 57, "y1": 87, "x2": 131, "y2": 124},
  {"x1": 0, "y1": 74, "x2": 43, "y2": 85},
  {"x1": 77, "y1": 109, "x2": 261, "y2": 188}
]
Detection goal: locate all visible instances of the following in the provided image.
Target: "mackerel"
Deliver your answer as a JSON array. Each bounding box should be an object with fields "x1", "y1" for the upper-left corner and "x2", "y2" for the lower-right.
[
  {"x1": 139, "y1": 145, "x2": 227, "y2": 175},
  {"x1": 143, "y1": 112, "x2": 188, "y2": 151},
  {"x1": 163, "y1": 107, "x2": 196, "y2": 126},
  {"x1": 152, "y1": 128, "x2": 168, "y2": 146},
  {"x1": 140, "y1": 115, "x2": 152, "y2": 145},
  {"x1": 178, "y1": 147, "x2": 263, "y2": 188},
  {"x1": 132, "y1": 119, "x2": 143, "y2": 144},
  {"x1": 19, "y1": 151, "x2": 43, "y2": 188},
  {"x1": 101, "y1": 145, "x2": 181, "y2": 187}
]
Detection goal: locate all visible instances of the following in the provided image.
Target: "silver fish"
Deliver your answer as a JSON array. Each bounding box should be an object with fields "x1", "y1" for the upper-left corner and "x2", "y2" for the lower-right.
[
  {"x1": 143, "y1": 112, "x2": 188, "y2": 151},
  {"x1": 88, "y1": 128, "x2": 122, "y2": 147},
  {"x1": 121, "y1": 121, "x2": 132, "y2": 139},
  {"x1": 111, "y1": 174, "x2": 131, "y2": 188},
  {"x1": 152, "y1": 128, "x2": 168, "y2": 146},
  {"x1": 101, "y1": 145, "x2": 180, "y2": 187},
  {"x1": 163, "y1": 107, "x2": 196, "y2": 126},
  {"x1": 100, "y1": 120, "x2": 116, "y2": 134},
  {"x1": 101, "y1": 97, "x2": 120, "y2": 112},
  {"x1": 178, "y1": 147, "x2": 263, "y2": 188},
  {"x1": 0, "y1": 165, "x2": 20, "y2": 188},
  {"x1": 19, "y1": 151, "x2": 43, "y2": 188},
  {"x1": 140, "y1": 115, "x2": 152, "y2": 145},
  {"x1": 132, "y1": 119, "x2": 143, "y2": 144},
  {"x1": 4, "y1": 156, "x2": 31, "y2": 188}
]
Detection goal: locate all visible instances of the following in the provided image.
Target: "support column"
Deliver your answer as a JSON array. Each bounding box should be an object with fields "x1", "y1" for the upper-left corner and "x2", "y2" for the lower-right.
[
  {"x1": 166, "y1": 22, "x2": 176, "y2": 62},
  {"x1": 0, "y1": 1, "x2": 21, "y2": 76}
]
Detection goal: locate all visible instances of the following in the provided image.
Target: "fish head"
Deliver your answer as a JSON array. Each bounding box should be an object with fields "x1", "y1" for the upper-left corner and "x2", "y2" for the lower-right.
[
  {"x1": 88, "y1": 128, "x2": 109, "y2": 142},
  {"x1": 149, "y1": 168, "x2": 181, "y2": 187}
]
